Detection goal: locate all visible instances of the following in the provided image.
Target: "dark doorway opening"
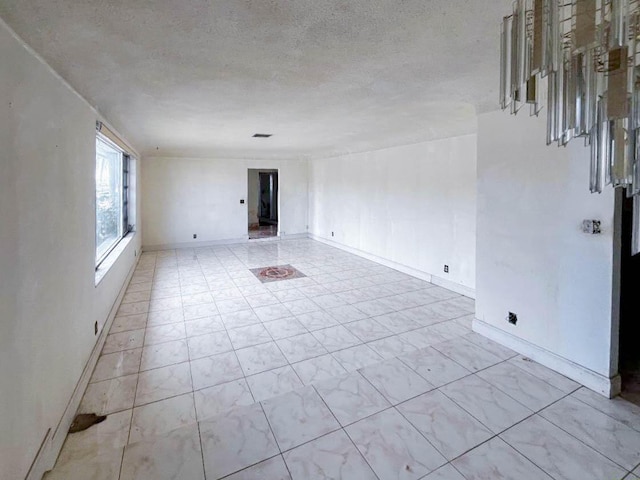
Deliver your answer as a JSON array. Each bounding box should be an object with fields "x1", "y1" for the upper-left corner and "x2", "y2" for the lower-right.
[
  {"x1": 619, "y1": 192, "x2": 640, "y2": 405},
  {"x1": 248, "y1": 169, "x2": 278, "y2": 239}
]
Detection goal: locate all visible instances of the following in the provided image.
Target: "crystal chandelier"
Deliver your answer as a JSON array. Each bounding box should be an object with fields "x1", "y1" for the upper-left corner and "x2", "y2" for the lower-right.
[{"x1": 500, "y1": 0, "x2": 640, "y2": 253}]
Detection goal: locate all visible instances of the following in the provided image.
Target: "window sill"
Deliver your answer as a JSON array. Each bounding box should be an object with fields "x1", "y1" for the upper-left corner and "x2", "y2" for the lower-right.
[{"x1": 95, "y1": 233, "x2": 135, "y2": 286}]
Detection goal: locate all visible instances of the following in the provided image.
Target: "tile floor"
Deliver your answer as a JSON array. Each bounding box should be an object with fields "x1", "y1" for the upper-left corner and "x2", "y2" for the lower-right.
[{"x1": 45, "y1": 239, "x2": 640, "y2": 480}]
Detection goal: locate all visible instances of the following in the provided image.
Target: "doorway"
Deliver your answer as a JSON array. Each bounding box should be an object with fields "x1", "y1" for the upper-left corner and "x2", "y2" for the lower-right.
[
  {"x1": 618, "y1": 191, "x2": 640, "y2": 404},
  {"x1": 248, "y1": 169, "x2": 278, "y2": 239}
]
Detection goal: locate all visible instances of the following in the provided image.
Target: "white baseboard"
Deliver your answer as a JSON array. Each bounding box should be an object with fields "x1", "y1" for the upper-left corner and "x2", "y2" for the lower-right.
[
  {"x1": 308, "y1": 233, "x2": 476, "y2": 299},
  {"x1": 26, "y1": 256, "x2": 139, "y2": 480},
  {"x1": 473, "y1": 318, "x2": 621, "y2": 398},
  {"x1": 143, "y1": 233, "x2": 309, "y2": 251}
]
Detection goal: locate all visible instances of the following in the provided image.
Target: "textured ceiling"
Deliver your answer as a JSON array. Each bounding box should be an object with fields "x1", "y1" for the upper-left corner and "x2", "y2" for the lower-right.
[{"x1": 0, "y1": 0, "x2": 512, "y2": 158}]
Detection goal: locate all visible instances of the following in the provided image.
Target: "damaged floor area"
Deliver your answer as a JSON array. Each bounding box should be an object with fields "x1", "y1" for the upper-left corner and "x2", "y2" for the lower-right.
[{"x1": 45, "y1": 239, "x2": 640, "y2": 480}]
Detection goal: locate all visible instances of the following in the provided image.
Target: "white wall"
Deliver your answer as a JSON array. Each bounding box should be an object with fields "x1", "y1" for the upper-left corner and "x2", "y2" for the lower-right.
[
  {"x1": 0, "y1": 21, "x2": 141, "y2": 480},
  {"x1": 142, "y1": 157, "x2": 308, "y2": 248},
  {"x1": 476, "y1": 110, "x2": 618, "y2": 392},
  {"x1": 308, "y1": 136, "x2": 477, "y2": 293}
]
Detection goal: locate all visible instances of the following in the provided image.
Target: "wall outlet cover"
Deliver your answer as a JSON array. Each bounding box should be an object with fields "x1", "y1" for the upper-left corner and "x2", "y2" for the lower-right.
[{"x1": 444, "y1": 265, "x2": 449, "y2": 273}]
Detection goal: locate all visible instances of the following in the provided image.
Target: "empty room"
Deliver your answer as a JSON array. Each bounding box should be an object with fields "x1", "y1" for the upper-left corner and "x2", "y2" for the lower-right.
[{"x1": 2, "y1": 1, "x2": 640, "y2": 479}]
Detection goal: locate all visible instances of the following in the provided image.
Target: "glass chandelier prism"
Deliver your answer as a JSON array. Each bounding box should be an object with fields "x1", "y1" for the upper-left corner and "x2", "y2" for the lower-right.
[{"x1": 500, "y1": 0, "x2": 640, "y2": 254}]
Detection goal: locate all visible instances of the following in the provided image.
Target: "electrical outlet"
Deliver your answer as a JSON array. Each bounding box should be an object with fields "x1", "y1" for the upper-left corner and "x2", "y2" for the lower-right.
[
  {"x1": 444, "y1": 265, "x2": 449, "y2": 273},
  {"x1": 331, "y1": 232, "x2": 334, "y2": 237},
  {"x1": 94, "y1": 321, "x2": 98, "y2": 335},
  {"x1": 134, "y1": 249, "x2": 137, "y2": 257},
  {"x1": 508, "y1": 312, "x2": 518, "y2": 325},
  {"x1": 240, "y1": 199, "x2": 245, "y2": 204},
  {"x1": 193, "y1": 234, "x2": 197, "y2": 239}
]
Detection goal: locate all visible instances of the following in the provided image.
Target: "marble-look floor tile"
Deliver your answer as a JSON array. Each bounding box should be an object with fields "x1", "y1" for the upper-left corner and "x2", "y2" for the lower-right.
[
  {"x1": 296, "y1": 310, "x2": 340, "y2": 331},
  {"x1": 315, "y1": 371, "x2": 390, "y2": 426},
  {"x1": 359, "y1": 358, "x2": 433, "y2": 404},
  {"x1": 201, "y1": 403, "x2": 280, "y2": 479},
  {"x1": 92, "y1": 349, "x2": 142, "y2": 383},
  {"x1": 398, "y1": 326, "x2": 452, "y2": 349},
  {"x1": 263, "y1": 317, "x2": 308, "y2": 340},
  {"x1": 571, "y1": 387, "x2": 640, "y2": 432},
  {"x1": 367, "y1": 335, "x2": 417, "y2": 359},
  {"x1": 272, "y1": 288, "x2": 308, "y2": 303},
  {"x1": 135, "y1": 362, "x2": 192, "y2": 406},
  {"x1": 103, "y1": 329, "x2": 145, "y2": 354},
  {"x1": 312, "y1": 325, "x2": 361, "y2": 352},
  {"x1": 326, "y1": 304, "x2": 369, "y2": 323},
  {"x1": 401, "y1": 305, "x2": 447, "y2": 327},
  {"x1": 284, "y1": 430, "x2": 377, "y2": 480},
  {"x1": 58, "y1": 409, "x2": 132, "y2": 460},
  {"x1": 398, "y1": 390, "x2": 492, "y2": 460},
  {"x1": 79, "y1": 374, "x2": 138, "y2": 415},
  {"x1": 110, "y1": 313, "x2": 147, "y2": 333},
  {"x1": 183, "y1": 303, "x2": 219, "y2": 321},
  {"x1": 344, "y1": 318, "x2": 394, "y2": 342},
  {"x1": 228, "y1": 324, "x2": 273, "y2": 349},
  {"x1": 117, "y1": 301, "x2": 150, "y2": 317},
  {"x1": 140, "y1": 340, "x2": 189, "y2": 371},
  {"x1": 292, "y1": 354, "x2": 347, "y2": 385},
  {"x1": 147, "y1": 308, "x2": 184, "y2": 326},
  {"x1": 277, "y1": 333, "x2": 328, "y2": 363},
  {"x1": 194, "y1": 379, "x2": 254, "y2": 421},
  {"x1": 44, "y1": 444, "x2": 123, "y2": 480},
  {"x1": 182, "y1": 292, "x2": 214, "y2": 308},
  {"x1": 215, "y1": 297, "x2": 251, "y2": 314},
  {"x1": 283, "y1": 298, "x2": 321, "y2": 315},
  {"x1": 184, "y1": 316, "x2": 225, "y2": 337},
  {"x1": 120, "y1": 424, "x2": 204, "y2": 480},
  {"x1": 245, "y1": 292, "x2": 280, "y2": 307},
  {"x1": 399, "y1": 347, "x2": 470, "y2": 388},
  {"x1": 187, "y1": 331, "x2": 233, "y2": 359},
  {"x1": 353, "y1": 299, "x2": 396, "y2": 317},
  {"x1": 426, "y1": 299, "x2": 471, "y2": 320},
  {"x1": 440, "y1": 375, "x2": 532, "y2": 433},
  {"x1": 262, "y1": 385, "x2": 340, "y2": 451},
  {"x1": 346, "y1": 408, "x2": 446, "y2": 480},
  {"x1": 149, "y1": 296, "x2": 183, "y2": 312},
  {"x1": 332, "y1": 344, "x2": 383, "y2": 372},
  {"x1": 254, "y1": 304, "x2": 293, "y2": 322},
  {"x1": 190, "y1": 351, "x2": 244, "y2": 390},
  {"x1": 422, "y1": 464, "x2": 467, "y2": 480},
  {"x1": 144, "y1": 322, "x2": 187, "y2": 346},
  {"x1": 452, "y1": 437, "x2": 551, "y2": 480},
  {"x1": 462, "y1": 333, "x2": 516, "y2": 361},
  {"x1": 501, "y1": 415, "x2": 627, "y2": 480},
  {"x1": 129, "y1": 393, "x2": 196, "y2": 443},
  {"x1": 225, "y1": 456, "x2": 291, "y2": 480},
  {"x1": 236, "y1": 342, "x2": 288, "y2": 375},
  {"x1": 507, "y1": 357, "x2": 580, "y2": 394},
  {"x1": 431, "y1": 338, "x2": 502, "y2": 372},
  {"x1": 373, "y1": 311, "x2": 422, "y2": 334},
  {"x1": 221, "y1": 309, "x2": 261, "y2": 329},
  {"x1": 539, "y1": 395, "x2": 640, "y2": 470},
  {"x1": 247, "y1": 365, "x2": 304, "y2": 401}
]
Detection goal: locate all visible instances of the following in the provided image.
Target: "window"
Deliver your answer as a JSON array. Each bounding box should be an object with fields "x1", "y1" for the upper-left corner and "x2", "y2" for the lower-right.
[{"x1": 95, "y1": 133, "x2": 129, "y2": 266}]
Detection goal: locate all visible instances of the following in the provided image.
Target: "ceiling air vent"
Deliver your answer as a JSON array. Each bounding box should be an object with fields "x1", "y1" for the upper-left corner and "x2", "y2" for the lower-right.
[{"x1": 253, "y1": 133, "x2": 273, "y2": 138}]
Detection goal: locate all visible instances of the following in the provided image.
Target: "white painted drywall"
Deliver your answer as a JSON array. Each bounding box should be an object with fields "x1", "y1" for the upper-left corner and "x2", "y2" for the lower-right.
[
  {"x1": 0, "y1": 21, "x2": 141, "y2": 480},
  {"x1": 476, "y1": 110, "x2": 617, "y2": 379},
  {"x1": 308, "y1": 135, "x2": 477, "y2": 292},
  {"x1": 142, "y1": 157, "x2": 308, "y2": 248}
]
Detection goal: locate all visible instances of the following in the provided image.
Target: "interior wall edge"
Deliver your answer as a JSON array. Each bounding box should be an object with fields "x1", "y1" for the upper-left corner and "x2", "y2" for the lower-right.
[
  {"x1": 309, "y1": 233, "x2": 476, "y2": 298},
  {"x1": 27, "y1": 251, "x2": 140, "y2": 480},
  {"x1": 473, "y1": 318, "x2": 622, "y2": 398}
]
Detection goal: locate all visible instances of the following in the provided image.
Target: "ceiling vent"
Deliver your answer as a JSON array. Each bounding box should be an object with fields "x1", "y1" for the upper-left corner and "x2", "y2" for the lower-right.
[{"x1": 253, "y1": 133, "x2": 273, "y2": 138}]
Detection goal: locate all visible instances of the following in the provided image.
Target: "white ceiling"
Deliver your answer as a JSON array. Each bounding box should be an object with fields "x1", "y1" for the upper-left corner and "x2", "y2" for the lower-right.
[{"x1": 0, "y1": 0, "x2": 512, "y2": 159}]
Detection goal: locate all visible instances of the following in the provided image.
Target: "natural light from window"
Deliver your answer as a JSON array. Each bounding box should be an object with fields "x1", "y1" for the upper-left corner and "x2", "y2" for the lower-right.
[{"x1": 95, "y1": 135, "x2": 124, "y2": 265}]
